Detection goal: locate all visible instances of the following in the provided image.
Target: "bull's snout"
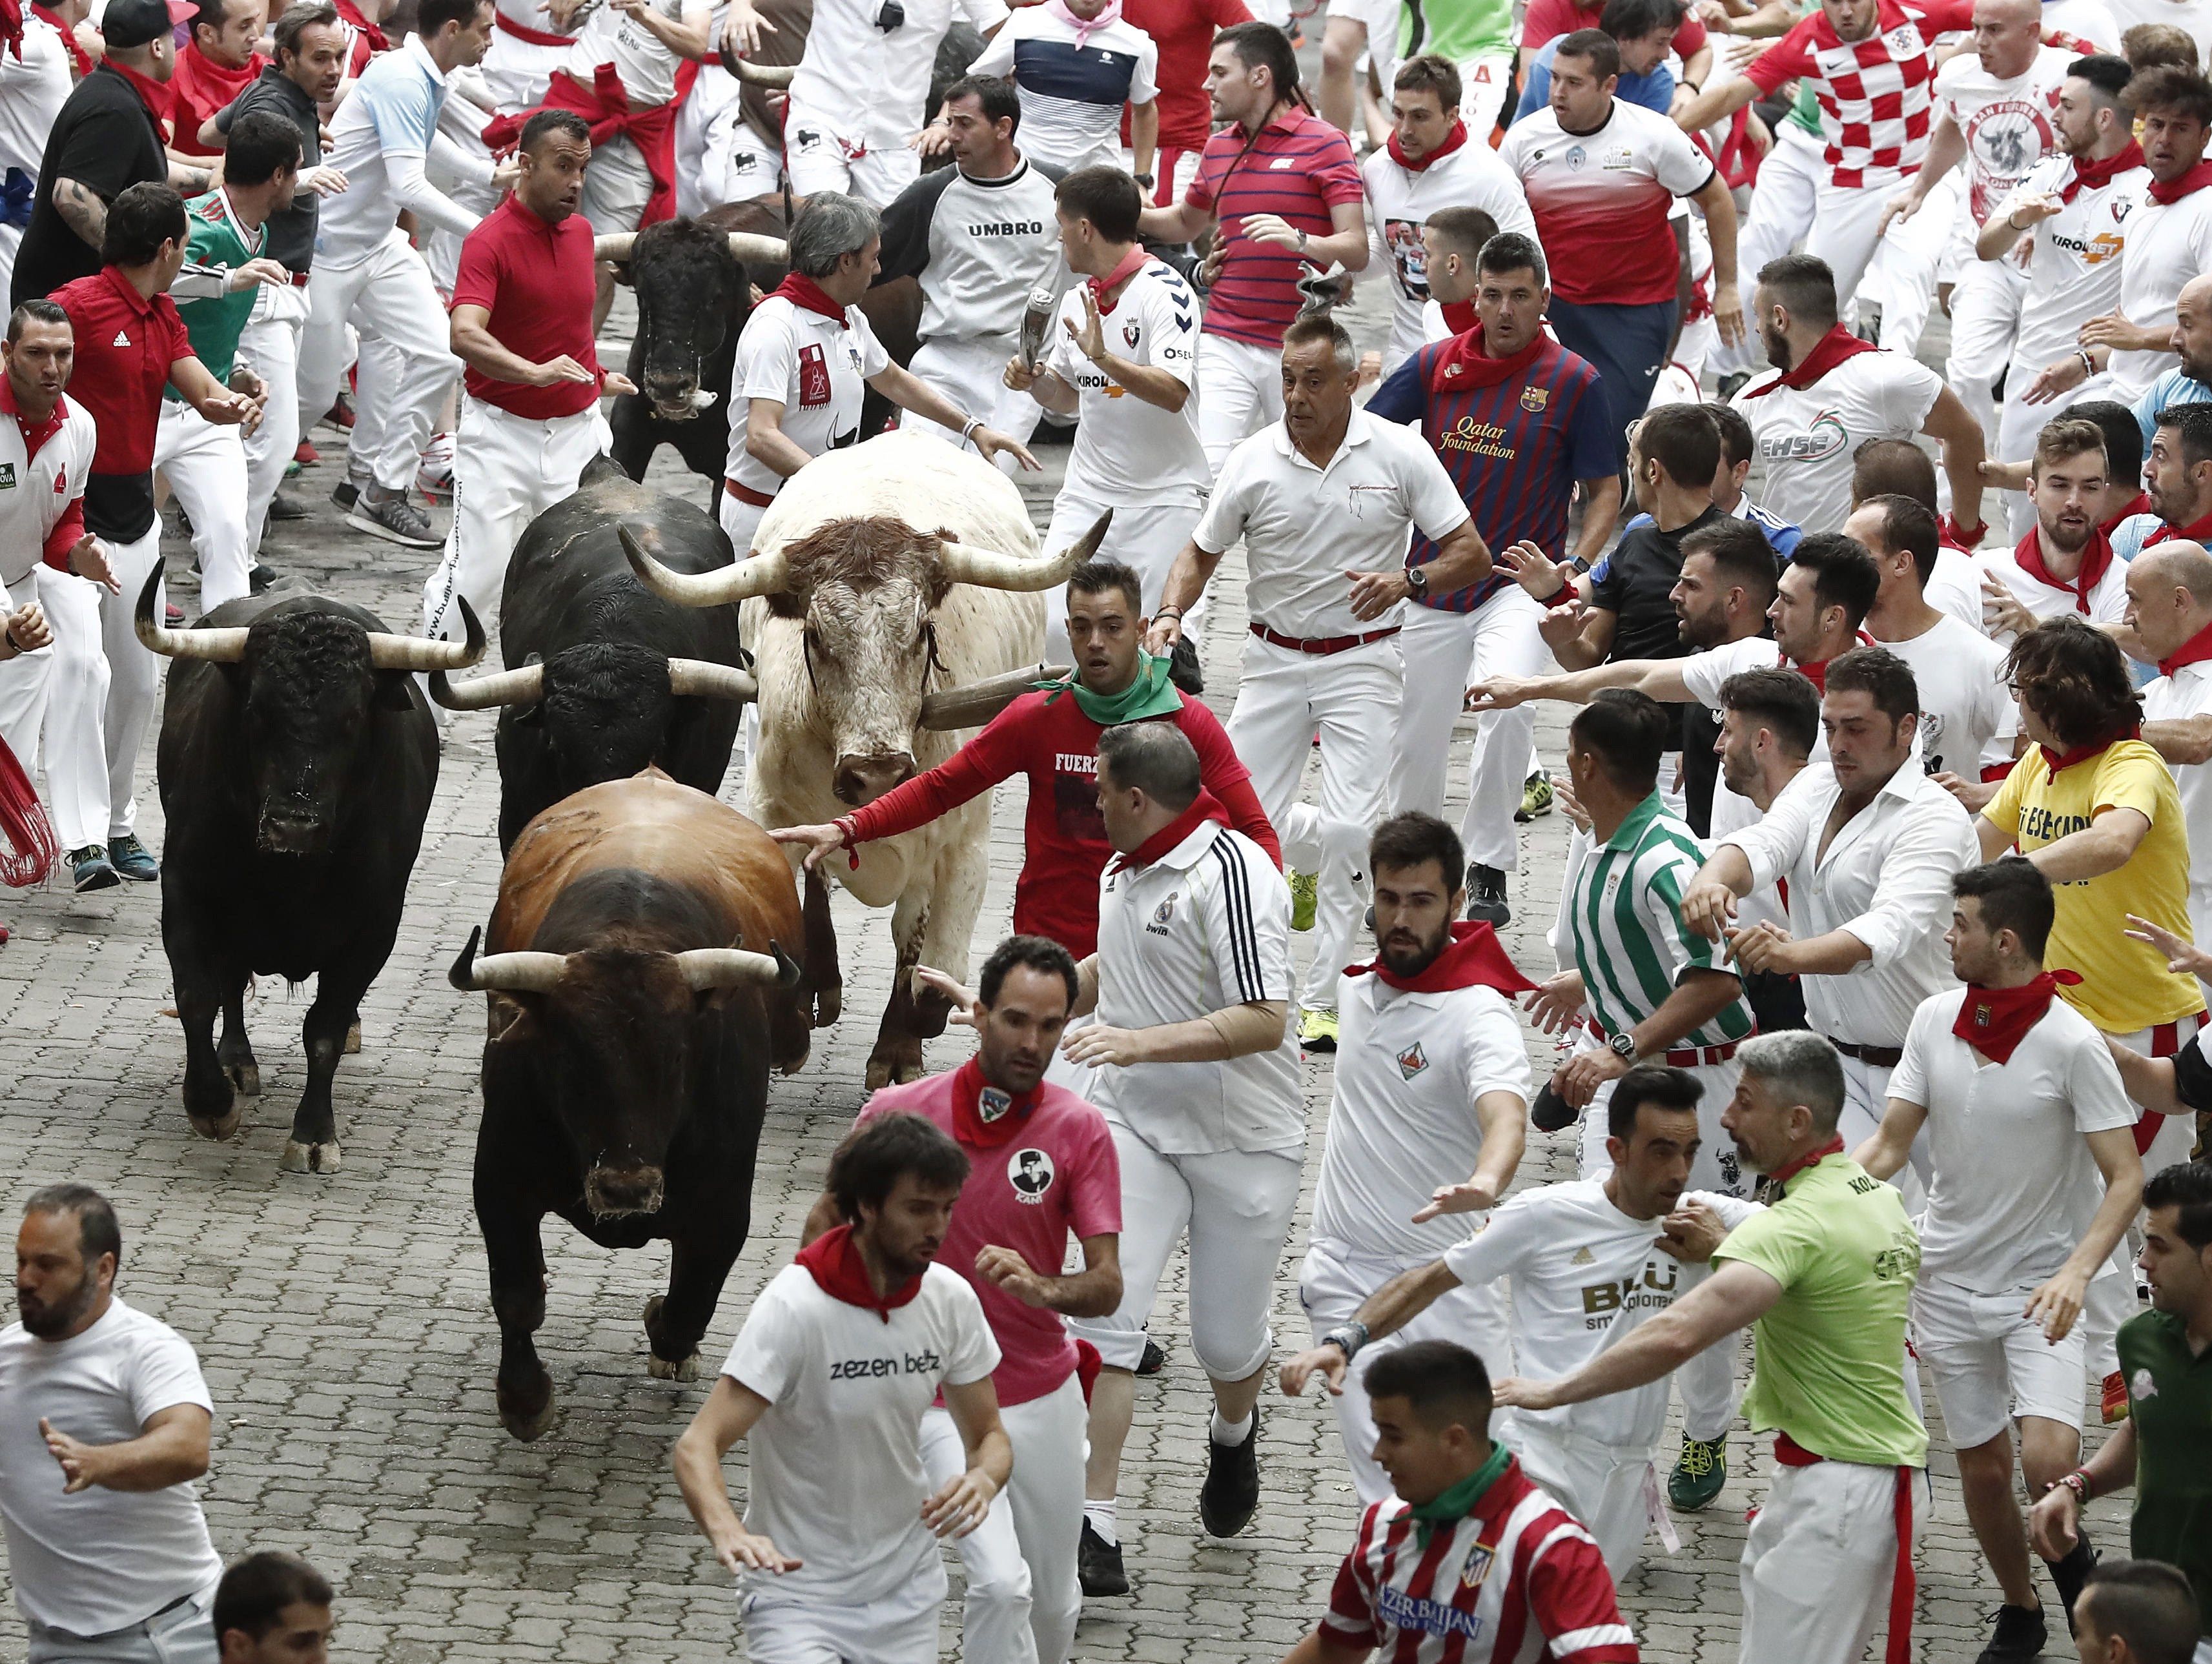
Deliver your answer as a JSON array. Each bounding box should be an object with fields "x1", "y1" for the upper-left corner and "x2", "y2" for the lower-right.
[
  {"x1": 256, "y1": 806, "x2": 329, "y2": 856},
  {"x1": 584, "y1": 1164, "x2": 666, "y2": 1217},
  {"x1": 833, "y1": 751, "x2": 916, "y2": 807},
  {"x1": 642, "y1": 369, "x2": 701, "y2": 422}
]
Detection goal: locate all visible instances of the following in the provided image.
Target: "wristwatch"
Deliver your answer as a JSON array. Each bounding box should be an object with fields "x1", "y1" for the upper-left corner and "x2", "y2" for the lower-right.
[
  {"x1": 1405, "y1": 565, "x2": 1429, "y2": 599},
  {"x1": 1608, "y1": 1031, "x2": 1637, "y2": 1062},
  {"x1": 1132, "y1": 170, "x2": 1154, "y2": 187}
]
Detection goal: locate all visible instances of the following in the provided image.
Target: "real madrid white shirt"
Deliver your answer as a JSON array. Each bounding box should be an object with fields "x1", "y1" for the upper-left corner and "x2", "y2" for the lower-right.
[
  {"x1": 1091, "y1": 817, "x2": 1302, "y2": 1155},
  {"x1": 724, "y1": 294, "x2": 890, "y2": 500},
  {"x1": 720, "y1": 1259, "x2": 999, "y2": 1606},
  {"x1": 1193, "y1": 408, "x2": 1471, "y2": 640},
  {"x1": 2000, "y1": 150, "x2": 2151, "y2": 375},
  {"x1": 2107, "y1": 181, "x2": 2212, "y2": 401},
  {"x1": 2140, "y1": 658, "x2": 2212, "y2": 937},
  {"x1": 1360, "y1": 139, "x2": 1539, "y2": 372},
  {"x1": 1309, "y1": 972, "x2": 1533, "y2": 1264},
  {"x1": 0, "y1": 391, "x2": 94, "y2": 600},
  {"x1": 788, "y1": 0, "x2": 1011, "y2": 154},
  {"x1": 1734, "y1": 349, "x2": 1945, "y2": 539},
  {"x1": 1042, "y1": 258, "x2": 1207, "y2": 504}
]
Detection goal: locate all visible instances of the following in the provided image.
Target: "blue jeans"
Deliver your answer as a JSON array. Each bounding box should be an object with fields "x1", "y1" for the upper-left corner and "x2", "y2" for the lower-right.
[{"x1": 1545, "y1": 296, "x2": 1681, "y2": 451}]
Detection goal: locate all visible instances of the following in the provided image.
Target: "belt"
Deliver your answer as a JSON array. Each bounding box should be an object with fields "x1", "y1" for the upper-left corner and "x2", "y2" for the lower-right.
[
  {"x1": 1772, "y1": 1435, "x2": 1918, "y2": 1664},
  {"x1": 1583, "y1": 1017, "x2": 1743, "y2": 1069},
  {"x1": 724, "y1": 478, "x2": 776, "y2": 508},
  {"x1": 1829, "y1": 1039, "x2": 1903, "y2": 1068},
  {"x1": 1247, "y1": 621, "x2": 1400, "y2": 654}
]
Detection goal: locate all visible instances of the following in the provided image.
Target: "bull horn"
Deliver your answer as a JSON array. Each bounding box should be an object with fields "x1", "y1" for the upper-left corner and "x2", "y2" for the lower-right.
[
  {"x1": 133, "y1": 567, "x2": 249, "y2": 662},
  {"x1": 721, "y1": 50, "x2": 797, "y2": 87},
  {"x1": 728, "y1": 232, "x2": 790, "y2": 263},
  {"x1": 366, "y1": 596, "x2": 487, "y2": 673},
  {"x1": 594, "y1": 232, "x2": 635, "y2": 265},
  {"x1": 428, "y1": 662, "x2": 544, "y2": 711},
  {"x1": 937, "y1": 510, "x2": 1112, "y2": 593},
  {"x1": 673, "y1": 941, "x2": 802, "y2": 991},
  {"x1": 666, "y1": 657, "x2": 759, "y2": 702},
  {"x1": 622, "y1": 525, "x2": 789, "y2": 607},
  {"x1": 919, "y1": 662, "x2": 1068, "y2": 731},
  {"x1": 448, "y1": 928, "x2": 570, "y2": 994}
]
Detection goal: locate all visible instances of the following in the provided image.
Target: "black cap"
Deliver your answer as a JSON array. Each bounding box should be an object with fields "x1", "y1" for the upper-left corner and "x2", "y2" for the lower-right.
[{"x1": 100, "y1": 0, "x2": 195, "y2": 50}]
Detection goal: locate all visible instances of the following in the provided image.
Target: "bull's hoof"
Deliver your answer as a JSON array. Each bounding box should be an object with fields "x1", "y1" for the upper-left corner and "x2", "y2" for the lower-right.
[
  {"x1": 343, "y1": 1020, "x2": 362, "y2": 1055},
  {"x1": 646, "y1": 1350, "x2": 700, "y2": 1382},
  {"x1": 280, "y1": 1139, "x2": 342, "y2": 1175},
  {"x1": 812, "y1": 986, "x2": 843, "y2": 1028},
  {"x1": 223, "y1": 1060, "x2": 260, "y2": 1098},
  {"x1": 187, "y1": 1104, "x2": 245, "y2": 1141},
  {"x1": 497, "y1": 1377, "x2": 557, "y2": 1442}
]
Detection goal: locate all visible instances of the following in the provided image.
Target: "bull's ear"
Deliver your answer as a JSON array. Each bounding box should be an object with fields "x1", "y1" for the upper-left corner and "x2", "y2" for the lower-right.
[{"x1": 373, "y1": 671, "x2": 416, "y2": 712}]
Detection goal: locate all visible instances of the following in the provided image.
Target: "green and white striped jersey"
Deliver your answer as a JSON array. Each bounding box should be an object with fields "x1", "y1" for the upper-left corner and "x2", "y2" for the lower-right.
[{"x1": 1568, "y1": 792, "x2": 1755, "y2": 1050}]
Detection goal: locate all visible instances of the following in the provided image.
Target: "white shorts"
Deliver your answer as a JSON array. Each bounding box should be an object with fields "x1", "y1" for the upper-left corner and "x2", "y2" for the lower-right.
[
  {"x1": 897, "y1": 335, "x2": 1040, "y2": 470},
  {"x1": 1039, "y1": 489, "x2": 1205, "y2": 663},
  {"x1": 741, "y1": 1575, "x2": 940, "y2": 1664},
  {"x1": 784, "y1": 105, "x2": 919, "y2": 208},
  {"x1": 1509, "y1": 1417, "x2": 1662, "y2": 1582},
  {"x1": 1912, "y1": 1273, "x2": 2089, "y2": 1448}
]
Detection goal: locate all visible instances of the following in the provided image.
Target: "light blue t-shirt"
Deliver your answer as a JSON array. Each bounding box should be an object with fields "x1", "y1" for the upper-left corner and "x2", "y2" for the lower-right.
[
  {"x1": 314, "y1": 34, "x2": 447, "y2": 269},
  {"x1": 1513, "y1": 39, "x2": 1675, "y2": 125},
  {"x1": 2133, "y1": 369, "x2": 2212, "y2": 450}
]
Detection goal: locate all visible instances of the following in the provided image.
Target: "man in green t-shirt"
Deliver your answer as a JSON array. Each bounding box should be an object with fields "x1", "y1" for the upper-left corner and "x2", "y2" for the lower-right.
[
  {"x1": 1494, "y1": 1029, "x2": 1929, "y2": 1664},
  {"x1": 156, "y1": 109, "x2": 300, "y2": 614},
  {"x1": 2031, "y1": 1161, "x2": 2212, "y2": 1656}
]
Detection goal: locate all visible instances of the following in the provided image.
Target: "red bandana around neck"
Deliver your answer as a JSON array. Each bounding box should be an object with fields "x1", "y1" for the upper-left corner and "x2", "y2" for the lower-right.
[
  {"x1": 1953, "y1": 969, "x2": 2082, "y2": 1063},
  {"x1": 1116, "y1": 789, "x2": 1229, "y2": 871},
  {"x1": 1768, "y1": 1134, "x2": 1844, "y2": 1190},
  {"x1": 332, "y1": 0, "x2": 389, "y2": 53},
  {"x1": 1342, "y1": 918, "x2": 1538, "y2": 996},
  {"x1": 2159, "y1": 615, "x2": 2212, "y2": 677},
  {"x1": 949, "y1": 1054, "x2": 1038, "y2": 1149},
  {"x1": 1428, "y1": 319, "x2": 1547, "y2": 397},
  {"x1": 2013, "y1": 521, "x2": 2113, "y2": 613},
  {"x1": 1087, "y1": 244, "x2": 1150, "y2": 312},
  {"x1": 2149, "y1": 157, "x2": 2212, "y2": 206},
  {"x1": 2158, "y1": 508, "x2": 2212, "y2": 545},
  {"x1": 1388, "y1": 117, "x2": 1468, "y2": 173},
  {"x1": 1791, "y1": 629, "x2": 1876, "y2": 694},
  {"x1": 1438, "y1": 298, "x2": 1477, "y2": 336},
  {"x1": 29, "y1": 3, "x2": 88, "y2": 75},
  {"x1": 107, "y1": 58, "x2": 173, "y2": 136},
  {"x1": 1740, "y1": 323, "x2": 1879, "y2": 396},
  {"x1": 2038, "y1": 722, "x2": 2140, "y2": 776},
  {"x1": 773, "y1": 272, "x2": 848, "y2": 323},
  {"x1": 2101, "y1": 490, "x2": 2153, "y2": 535},
  {"x1": 2057, "y1": 139, "x2": 2144, "y2": 204},
  {"x1": 795, "y1": 1223, "x2": 921, "y2": 1320}
]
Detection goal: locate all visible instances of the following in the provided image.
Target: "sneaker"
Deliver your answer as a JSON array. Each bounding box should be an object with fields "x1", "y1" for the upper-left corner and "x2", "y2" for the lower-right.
[
  {"x1": 1464, "y1": 862, "x2": 1511, "y2": 926},
  {"x1": 347, "y1": 489, "x2": 441, "y2": 549},
  {"x1": 107, "y1": 834, "x2": 158, "y2": 882},
  {"x1": 294, "y1": 438, "x2": 320, "y2": 466},
  {"x1": 1716, "y1": 369, "x2": 1754, "y2": 401},
  {"x1": 1298, "y1": 1007, "x2": 1339, "y2": 1053},
  {"x1": 69, "y1": 846, "x2": 118, "y2": 893},
  {"x1": 325, "y1": 392, "x2": 355, "y2": 430},
  {"x1": 331, "y1": 472, "x2": 366, "y2": 512},
  {"x1": 1667, "y1": 1434, "x2": 1726, "y2": 1510},
  {"x1": 248, "y1": 562, "x2": 278, "y2": 595},
  {"x1": 1167, "y1": 632, "x2": 1203, "y2": 695},
  {"x1": 1516, "y1": 771, "x2": 1554, "y2": 822},
  {"x1": 267, "y1": 489, "x2": 309, "y2": 522},
  {"x1": 1199, "y1": 1411, "x2": 1261, "y2": 1538},
  {"x1": 1975, "y1": 1603, "x2": 2048, "y2": 1663},
  {"x1": 165, "y1": 602, "x2": 185, "y2": 627},
  {"x1": 1136, "y1": 1335, "x2": 1166, "y2": 1377},
  {"x1": 1078, "y1": 1519, "x2": 1128, "y2": 1597},
  {"x1": 1289, "y1": 869, "x2": 1318, "y2": 932},
  {"x1": 416, "y1": 431, "x2": 455, "y2": 500},
  {"x1": 2100, "y1": 1368, "x2": 2129, "y2": 1424},
  {"x1": 2049, "y1": 1532, "x2": 2096, "y2": 1629}
]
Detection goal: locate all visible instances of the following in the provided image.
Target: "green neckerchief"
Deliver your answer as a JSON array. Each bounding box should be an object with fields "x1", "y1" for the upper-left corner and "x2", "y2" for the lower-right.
[
  {"x1": 1409, "y1": 1441, "x2": 1513, "y2": 1547},
  {"x1": 1038, "y1": 649, "x2": 1183, "y2": 726}
]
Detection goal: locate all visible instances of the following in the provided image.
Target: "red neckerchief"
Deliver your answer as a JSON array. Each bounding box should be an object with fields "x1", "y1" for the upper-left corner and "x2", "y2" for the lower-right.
[
  {"x1": 1740, "y1": 324, "x2": 1881, "y2": 396},
  {"x1": 1791, "y1": 629, "x2": 1876, "y2": 694},
  {"x1": 948, "y1": 1054, "x2": 1038, "y2": 1150},
  {"x1": 1387, "y1": 116, "x2": 1467, "y2": 173},
  {"x1": 2056, "y1": 139, "x2": 2144, "y2": 205},
  {"x1": 1439, "y1": 298, "x2": 1476, "y2": 335},
  {"x1": 1342, "y1": 918, "x2": 1537, "y2": 995},
  {"x1": 2100, "y1": 490, "x2": 2152, "y2": 535},
  {"x1": 1429, "y1": 318, "x2": 1547, "y2": 397},
  {"x1": 1767, "y1": 1134, "x2": 1844, "y2": 1190},
  {"x1": 2014, "y1": 521, "x2": 2113, "y2": 614},
  {"x1": 331, "y1": 0, "x2": 388, "y2": 54},
  {"x1": 1088, "y1": 244, "x2": 1149, "y2": 312},
  {"x1": 0, "y1": 374, "x2": 65, "y2": 460},
  {"x1": 795, "y1": 1223, "x2": 921, "y2": 1321},
  {"x1": 1954, "y1": 969, "x2": 2082, "y2": 1064},
  {"x1": 105, "y1": 58, "x2": 173, "y2": 139},
  {"x1": 2158, "y1": 614, "x2": 2212, "y2": 677},
  {"x1": 2038, "y1": 722, "x2": 2139, "y2": 776},
  {"x1": 0, "y1": 0, "x2": 20, "y2": 61},
  {"x1": 1109, "y1": 789, "x2": 1229, "y2": 873},
  {"x1": 2156, "y1": 507, "x2": 2212, "y2": 545},
  {"x1": 170, "y1": 41, "x2": 263, "y2": 154},
  {"x1": 773, "y1": 272, "x2": 848, "y2": 323},
  {"x1": 2148, "y1": 157, "x2": 2212, "y2": 207},
  {"x1": 28, "y1": 3, "x2": 85, "y2": 74}
]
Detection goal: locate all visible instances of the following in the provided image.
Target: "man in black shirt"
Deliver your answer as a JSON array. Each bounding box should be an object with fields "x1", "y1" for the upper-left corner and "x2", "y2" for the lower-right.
[{"x1": 12, "y1": 0, "x2": 209, "y2": 309}]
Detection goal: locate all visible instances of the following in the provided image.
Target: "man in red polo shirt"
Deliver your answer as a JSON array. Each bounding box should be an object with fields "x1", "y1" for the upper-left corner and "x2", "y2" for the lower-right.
[
  {"x1": 48, "y1": 181, "x2": 258, "y2": 893},
  {"x1": 419, "y1": 109, "x2": 634, "y2": 652}
]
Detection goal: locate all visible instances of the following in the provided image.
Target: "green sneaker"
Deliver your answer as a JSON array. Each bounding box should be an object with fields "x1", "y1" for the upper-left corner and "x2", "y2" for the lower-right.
[
  {"x1": 1298, "y1": 1007, "x2": 1339, "y2": 1053},
  {"x1": 1668, "y1": 1434, "x2": 1727, "y2": 1510},
  {"x1": 1288, "y1": 869, "x2": 1318, "y2": 932},
  {"x1": 1516, "y1": 771, "x2": 1554, "y2": 822}
]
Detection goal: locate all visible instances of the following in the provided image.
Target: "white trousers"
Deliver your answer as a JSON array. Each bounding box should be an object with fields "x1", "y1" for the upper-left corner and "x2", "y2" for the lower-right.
[
  {"x1": 1808, "y1": 179, "x2": 1895, "y2": 329},
  {"x1": 1739, "y1": 1459, "x2": 1929, "y2": 1664},
  {"x1": 921, "y1": 1375, "x2": 1085, "y2": 1664},
  {"x1": 236, "y1": 280, "x2": 308, "y2": 547},
  {"x1": 783, "y1": 104, "x2": 919, "y2": 208},
  {"x1": 1716, "y1": 124, "x2": 1822, "y2": 376},
  {"x1": 0, "y1": 635, "x2": 52, "y2": 776},
  {"x1": 1865, "y1": 170, "x2": 1960, "y2": 357},
  {"x1": 1039, "y1": 489, "x2": 1204, "y2": 665},
  {"x1": 1195, "y1": 334, "x2": 1284, "y2": 481},
  {"x1": 1387, "y1": 589, "x2": 1548, "y2": 873},
  {"x1": 1065, "y1": 1121, "x2": 1302, "y2": 1381},
  {"x1": 26, "y1": 1585, "x2": 219, "y2": 1664},
  {"x1": 1511, "y1": 1417, "x2": 1663, "y2": 1582},
  {"x1": 1226, "y1": 632, "x2": 1400, "y2": 1009},
  {"x1": 740, "y1": 1574, "x2": 939, "y2": 1664},
  {"x1": 1300, "y1": 1240, "x2": 1510, "y2": 1505},
  {"x1": 1945, "y1": 256, "x2": 2027, "y2": 462},
  {"x1": 1837, "y1": 1052, "x2": 1928, "y2": 1215},
  {"x1": 154, "y1": 400, "x2": 252, "y2": 613},
  {"x1": 296, "y1": 229, "x2": 461, "y2": 494},
  {"x1": 899, "y1": 336, "x2": 1040, "y2": 475},
  {"x1": 36, "y1": 522, "x2": 163, "y2": 851},
  {"x1": 422, "y1": 397, "x2": 611, "y2": 645},
  {"x1": 480, "y1": 30, "x2": 566, "y2": 112},
  {"x1": 719, "y1": 489, "x2": 770, "y2": 556}
]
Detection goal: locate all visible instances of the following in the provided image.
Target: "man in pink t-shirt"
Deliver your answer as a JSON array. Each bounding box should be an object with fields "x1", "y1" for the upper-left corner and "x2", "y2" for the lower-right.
[{"x1": 808, "y1": 935, "x2": 1123, "y2": 1664}]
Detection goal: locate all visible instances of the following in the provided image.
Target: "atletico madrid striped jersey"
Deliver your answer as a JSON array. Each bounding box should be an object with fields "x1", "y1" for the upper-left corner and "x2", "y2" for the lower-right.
[
  {"x1": 1320, "y1": 1457, "x2": 1639, "y2": 1664},
  {"x1": 1743, "y1": 0, "x2": 1974, "y2": 189},
  {"x1": 1184, "y1": 105, "x2": 1364, "y2": 348}
]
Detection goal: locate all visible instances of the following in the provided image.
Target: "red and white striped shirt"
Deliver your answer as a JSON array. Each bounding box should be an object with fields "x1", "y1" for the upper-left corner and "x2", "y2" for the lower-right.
[
  {"x1": 1745, "y1": 0, "x2": 1972, "y2": 190},
  {"x1": 1320, "y1": 1458, "x2": 1639, "y2": 1664}
]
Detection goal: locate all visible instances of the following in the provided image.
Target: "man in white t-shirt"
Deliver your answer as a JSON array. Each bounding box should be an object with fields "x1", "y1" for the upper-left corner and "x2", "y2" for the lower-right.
[
  {"x1": 2124, "y1": 539, "x2": 2212, "y2": 948},
  {"x1": 1980, "y1": 413, "x2": 2134, "y2": 638},
  {"x1": 671, "y1": 1113, "x2": 1011, "y2": 1664},
  {"x1": 1282, "y1": 1066, "x2": 1762, "y2": 1579},
  {"x1": 1147, "y1": 315, "x2": 1491, "y2": 1050},
  {"x1": 0, "y1": 1186, "x2": 223, "y2": 1664},
  {"x1": 1856, "y1": 859, "x2": 2144, "y2": 1658},
  {"x1": 965, "y1": 0, "x2": 1158, "y2": 175},
  {"x1": 1006, "y1": 167, "x2": 1205, "y2": 661},
  {"x1": 722, "y1": 192, "x2": 1038, "y2": 551}
]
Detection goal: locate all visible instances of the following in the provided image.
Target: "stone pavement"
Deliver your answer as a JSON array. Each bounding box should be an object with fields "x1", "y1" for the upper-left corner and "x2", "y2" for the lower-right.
[{"x1": 0, "y1": 282, "x2": 2105, "y2": 1664}]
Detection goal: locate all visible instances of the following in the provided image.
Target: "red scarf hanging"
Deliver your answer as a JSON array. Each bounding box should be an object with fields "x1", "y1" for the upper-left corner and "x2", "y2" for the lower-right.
[
  {"x1": 1111, "y1": 789, "x2": 1229, "y2": 871},
  {"x1": 168, "y1": 42, "x2": 265, "y2": 158},
  {"x1": 795, "y1": 1223, "x2": 921, "y2": 1320},
  {"x1": 1428, "y1": 319, "x2": 1547, "y2": 396},
  {"x1": 28, "y1": 3, "x2": 85, "y2": 73},
  {"x1": 2156, "y1": 508, "x2": 2212, "y2": 546},
  {"x1": 2013, "y1": 522, "x2": 2113, "y2": 613},
  {"x1": 2038, "y1": 722, "x2": 2139, "y2": 776},
  {"x1": 1953, "y1": 970, "x2": 2082, "y2": 1064},
  {"x1": 1342, "y1": 918, "x2": 1537, "y2": 995},
  {"x1": 948, "y1": 1054, "x2": 1038, "y2": 1150},
  {"x1": 2056, "y1": 139, "x2": 2145, "y2": 205},
  {"x1": 2100, "y1": 490, "x2": 2153, "y2": 534},
  {"x1": 1088, "y1": 243, "x2": 1149, "y2": 312},
  {"x1": 2148, "y1": 157, "x2": 2212, "y2": 206},
  {"x1": 106, "y1": 58, "x2": 174, "y2": 139},
  {"x1": 1767, "y1": 1133, "x2": 1843, "y2": 1190},
  {"x1": 331, "y1": 0, "x2": 389, "y2": 54},
  {"x1": 2160, "y1": 616, "x2": 2212, "y2": 677},
  {"x1": 1387, "y1": 116, "x2": 1468, "y2": 173},
  {"x1": 1740, "y1": 323, "x2": 1880, "y2": 397},
  {"x1": 535, "y1": 60, "x2": 695, "y2": 226},
  {"x1": 772, "y1": 270, "x2": 850, "y2": 323}
]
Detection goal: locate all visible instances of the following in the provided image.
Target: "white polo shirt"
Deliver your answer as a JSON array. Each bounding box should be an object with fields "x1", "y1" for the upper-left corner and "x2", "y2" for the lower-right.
[
  {"x1": 1725, "y1": 758, "x2": 1980, "y2": 1047},
  {"x1": 1091, "y1": 817, "x2": 1302, "y2": 1155},
  {"x1": 720, "y1": 1259, "x2": 999, "y2": 1607},
  {"x1": 1194, "y1": 409, "x2": 1471, "y2": 640},
  {"x1": 0, "y1": 392, "x2": 94, "y2": 598},
  {"x1": 788, "y1": 0, "x2": 1010, "y2": 154},
  {"x1": 1043, "y1": 258, "x2": 1206, "y2": 505},
  {"x1": 1736, "y1": 349, "x2": 1944, "y2": 537},
  {"x1": 1874, "y1": 613, "x2": 2017, "y2": 780},
  {"x1": 1360, "y1": 138, "x2": 1539, "y2": 372},
  {"x1": 1980, "y1": 543, "x2": 2132, "y2": 638},
  {"x1": 724, "y1": 294, "x2": 889, "y2": 500},
  {"x1": 1309, "y1": 970, "x2": 1532, "y2": 1263},
  {"x1": 2107, "y1": 181, "x2": 2212, "y2": 401},
  {"x1": 2141, "y1": 658, "x2": 2212, "y2": 935},
  {"x1": 2002, "y1": 150, "x2": 2151, "y2": 376},
  {"x1": 1889, "y1": 988, "x2": 2137, "y2": 1292}
]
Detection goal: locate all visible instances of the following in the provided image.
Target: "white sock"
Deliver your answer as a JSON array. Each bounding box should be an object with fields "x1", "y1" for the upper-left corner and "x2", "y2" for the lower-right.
[
  {"x1": 1211, "y1": 1408, "x2": 1254, "y2": 1446},
  {"x1": 1083, "y1": 1499, "x2": 1118, "y2": 1546}
]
